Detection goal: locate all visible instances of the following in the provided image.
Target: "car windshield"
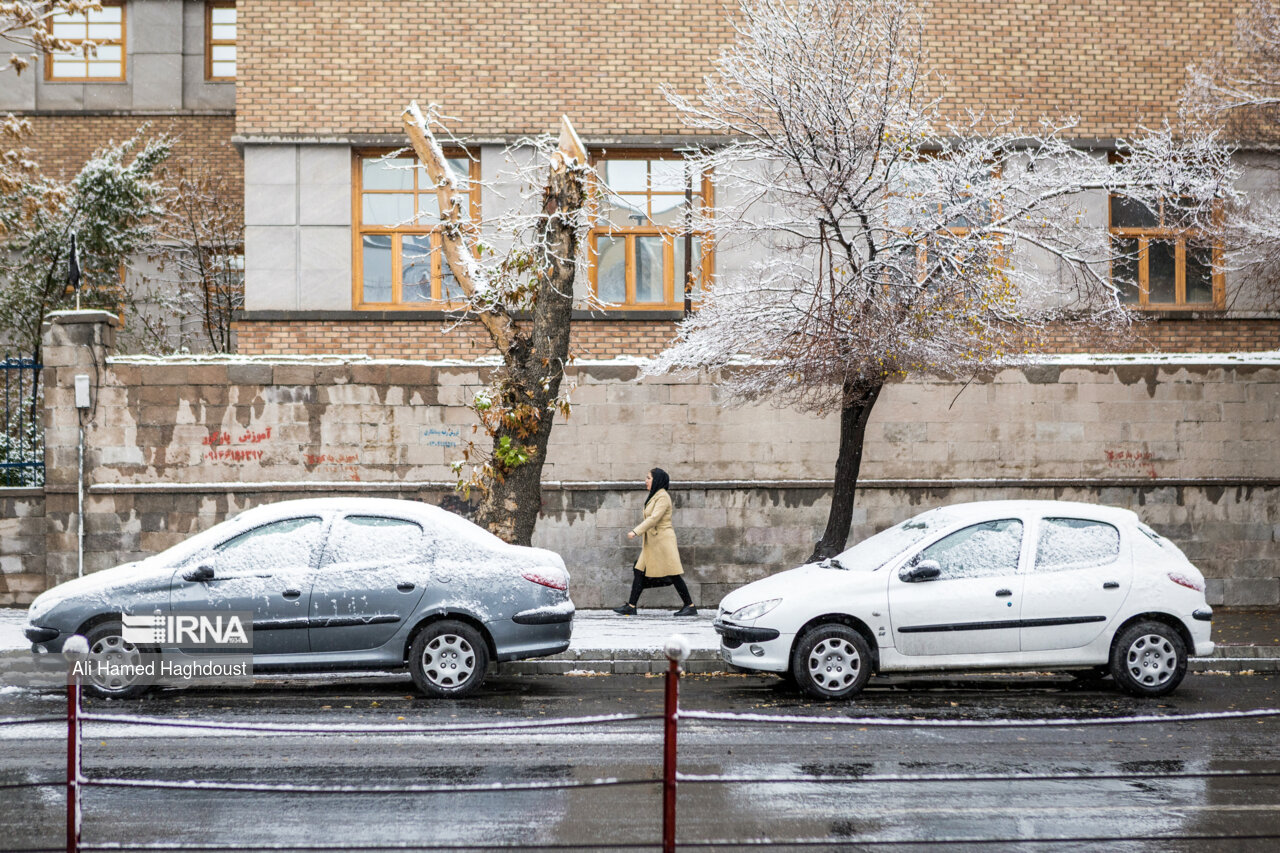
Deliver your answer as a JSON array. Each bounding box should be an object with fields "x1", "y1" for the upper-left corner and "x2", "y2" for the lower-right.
[{"x1": 832, "y1": 510, "x2": 957, "y2": 571}]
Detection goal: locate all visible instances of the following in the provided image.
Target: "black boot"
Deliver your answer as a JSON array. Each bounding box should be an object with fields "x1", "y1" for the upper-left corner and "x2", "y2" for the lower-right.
[
  {"x1": 672, "y1": 605, "x2": 697, "y2": 616},
  {"x1": 613, "y1": 603, "x2": 637, "y2": 616}
]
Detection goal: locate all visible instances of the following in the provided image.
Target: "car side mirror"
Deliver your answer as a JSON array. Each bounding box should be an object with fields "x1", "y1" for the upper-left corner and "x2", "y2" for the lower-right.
[
  {"x1": 902, "y1": 560, "x2": 941, "y2": 583},
  {"x1": 183, "y1": 564, "x2": 215, "y2": 583}
]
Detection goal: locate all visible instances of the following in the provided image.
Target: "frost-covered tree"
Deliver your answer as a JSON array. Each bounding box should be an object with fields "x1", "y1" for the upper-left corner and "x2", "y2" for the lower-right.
[
  {"x1": 1, "y1": 0, "x2": 101, "y2": 75},
  {"x1": 0, "y1": 126, "x2": 171, "y2": 363},
  {"x1": 653, "y1": 0, "x2": 1237, "y2": 560},
  {"x1": 402, "y1": 104, "x2": 589, "y2": 546},
  {"x1": 1184, "y1": 0, "x2": 1280, "y2": 307}
]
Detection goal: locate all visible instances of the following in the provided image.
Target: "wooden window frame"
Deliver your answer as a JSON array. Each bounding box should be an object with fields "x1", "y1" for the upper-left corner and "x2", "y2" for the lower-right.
[
  {"x1": 1108, "y1": 196, "x2": 1225, "y2": 310},
  {"x1": 587, "y1": 150, "x2": 714, "y2": 310},
  {"x1": 44, "y1": 0, "x2": 126, "y2": 82},
  {"x1": 205, "y1": 1, "x2": 236, "y2": 82},
  {"x1": 351, "y1": 148, "x2": 481, "y2": 310}
]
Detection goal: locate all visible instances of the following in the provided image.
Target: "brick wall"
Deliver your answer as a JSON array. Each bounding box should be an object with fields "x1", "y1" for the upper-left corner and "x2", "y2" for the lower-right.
[
  {"x1": 20, "y1": 115, "x2": 242, "y2": 198},
  {"x1": 234, "y1": 318, "x2": 681, "y2": 359},
  {"x1": 234, "y1": 315, "x2": 1280, "y2": 359},
  {"x1": 237, "y1": 0, "x2": 1243, "y2": 140}
]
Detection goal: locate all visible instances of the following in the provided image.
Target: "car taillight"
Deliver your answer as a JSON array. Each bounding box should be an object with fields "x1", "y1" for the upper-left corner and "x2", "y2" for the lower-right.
[
  {"x1": 1167, "y1": 572, "x2": 1204, "y2": 593},
  {"x1": 522, "y1": 570, "x2": 568, "y2": 591}
]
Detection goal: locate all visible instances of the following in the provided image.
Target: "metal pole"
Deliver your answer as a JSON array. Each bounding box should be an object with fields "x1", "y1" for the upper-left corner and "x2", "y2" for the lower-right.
[
  {"x1": 662, "y1": 635, "x2": 689, "y2": 853},
  {"x1": 77, "y1": 420, "x2": 84, "y2": 578},
  {"x1": 66, "y1": 663, "x2": 82, "y2": 853}
]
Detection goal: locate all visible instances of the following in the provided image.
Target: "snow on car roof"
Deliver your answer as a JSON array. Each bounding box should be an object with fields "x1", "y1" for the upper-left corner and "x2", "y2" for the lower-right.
[
  {"x1": 930, "y1": 500, "x2": 1140, "y2": 525},
  {"x1": 234, "y1": 498, "x2": 503, "y2": 544}
]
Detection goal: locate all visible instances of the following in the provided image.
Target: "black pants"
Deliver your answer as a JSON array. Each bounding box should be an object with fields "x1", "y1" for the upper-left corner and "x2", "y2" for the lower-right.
[{"x1": 628, "y1": 569, "x2": 692, "y2": 607}]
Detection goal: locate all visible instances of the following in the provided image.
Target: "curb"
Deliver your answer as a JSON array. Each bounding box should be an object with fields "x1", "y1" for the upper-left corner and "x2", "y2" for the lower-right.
[{"x1": 499, "y1": 647, "x2": 1280, "y2": 676}]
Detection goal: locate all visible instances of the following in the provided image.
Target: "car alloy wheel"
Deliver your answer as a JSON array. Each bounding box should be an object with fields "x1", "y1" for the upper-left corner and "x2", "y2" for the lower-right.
[
  {"x1": 84, "y1": 622, "x2": 152, "y2": 699},
  {"x1": 1110, "y1": 620, "x2": 1187, "y2": 697},
  {"x1": 408, "y1": 619, "x2": 489, "y2": 698},
  {"x1": 791, "y1": 624, "x2": 873, "y2": 700}
]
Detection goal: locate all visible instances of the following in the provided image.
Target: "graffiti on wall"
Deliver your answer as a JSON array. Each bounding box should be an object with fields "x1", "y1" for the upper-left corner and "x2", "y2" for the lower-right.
[{"x1": 201, "y1": 427, "x2": 273, "y2": 464}]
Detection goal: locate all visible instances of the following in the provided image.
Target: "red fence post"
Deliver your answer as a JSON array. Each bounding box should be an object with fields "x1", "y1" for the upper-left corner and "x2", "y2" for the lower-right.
[
  {"x1": 64, "y1": 636, "x2": 87, "y2": 853},
  {"x1": 662, "y1": 635, "x2": 690, "y2": 853}
]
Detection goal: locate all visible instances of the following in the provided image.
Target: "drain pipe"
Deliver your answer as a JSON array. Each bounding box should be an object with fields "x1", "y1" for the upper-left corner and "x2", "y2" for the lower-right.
[{"x1": 74, "y1": 374, "x2": 90, "y2": 578}]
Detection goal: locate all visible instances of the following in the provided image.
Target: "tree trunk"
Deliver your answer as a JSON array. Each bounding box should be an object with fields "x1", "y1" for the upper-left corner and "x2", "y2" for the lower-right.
[
  {"x1": 808, "y1": 380, "x2": 883, "y2": 562},
  {"x1": 473, "y1": 155, "x2": 583, "y2": 546}
]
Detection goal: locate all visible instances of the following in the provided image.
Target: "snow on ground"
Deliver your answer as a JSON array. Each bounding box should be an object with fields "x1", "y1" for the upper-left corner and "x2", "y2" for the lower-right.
[
  {"x1": 568, "y1": 609, "x2": 718, "y2": 653},
  {"x1": 0, "y1": 608, "x2": 28, "y2": 652},
  {"x1": 0, "y1": 605, "x2": 717, "y2": 654}
]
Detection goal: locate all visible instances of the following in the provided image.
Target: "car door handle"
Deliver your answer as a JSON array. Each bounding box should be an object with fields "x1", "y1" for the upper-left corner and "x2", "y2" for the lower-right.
[
  {"x1": 1103, "y1": 581, "x2": 1120, "y2": 589},
  {"x1": 282, "y1": 589, "x2": 302, "y2": 599},
  {"x1": 995, "y1": 589, "x2": 1013, "y2": 597},
  {"x1": 396, "y1": 582, "x2": 415, "y2": 593}
]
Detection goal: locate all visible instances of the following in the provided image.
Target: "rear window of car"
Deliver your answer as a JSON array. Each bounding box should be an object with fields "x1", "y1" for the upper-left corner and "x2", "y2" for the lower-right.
[
  {"x1": 1033, "y1": 517, "x2": 1120, "y2": 573},
  {"x1": 323, "y1": 515, "x2": 424, "y2": 566}
]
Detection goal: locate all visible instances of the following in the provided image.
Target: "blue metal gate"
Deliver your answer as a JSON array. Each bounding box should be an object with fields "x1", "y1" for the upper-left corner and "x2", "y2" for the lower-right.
[{"x1": 1, "y1": 355, "x2": 43, "y2": 487}]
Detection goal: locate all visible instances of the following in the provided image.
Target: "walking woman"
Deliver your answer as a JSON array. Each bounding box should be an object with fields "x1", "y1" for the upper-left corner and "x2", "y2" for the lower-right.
[{"x1": 613, "y1": 467, "x2": 697, "y2": 616}]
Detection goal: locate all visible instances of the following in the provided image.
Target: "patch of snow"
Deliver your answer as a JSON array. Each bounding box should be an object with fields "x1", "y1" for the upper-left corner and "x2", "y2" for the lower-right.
[
  {"x1": 568, "y1": 610, "x2": 717, "y2": 653},
  {"x1": 0, "y1": 608, "x2": 30, "y2": 652}
]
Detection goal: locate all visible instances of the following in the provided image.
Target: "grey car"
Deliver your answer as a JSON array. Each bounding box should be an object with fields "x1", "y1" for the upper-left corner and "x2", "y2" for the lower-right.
[{"x1": 24, "y1": 498, "x2": 574, "y2": 698}]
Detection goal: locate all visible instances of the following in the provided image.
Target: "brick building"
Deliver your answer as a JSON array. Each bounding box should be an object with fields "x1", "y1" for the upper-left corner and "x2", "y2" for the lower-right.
[
  {"x1": 2, "y1": 2, "x2": 1279, "y2": 608},
  {"x1": 1, "y1": 0, "x2": 1276, "y2": 356}
]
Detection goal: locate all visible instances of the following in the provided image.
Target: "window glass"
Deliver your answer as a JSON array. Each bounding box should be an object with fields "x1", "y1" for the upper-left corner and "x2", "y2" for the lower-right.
[
  {"x1": 1034, "y1": 518, "x2": 1120, "y2": 573},
  {"x1": 356, "y1": 152, "x2": 477, "y2": 306},
  {"x1": 1112, "y1": 237, "x2": 1141, "y2": 304},
  {"x1": 905, "y1": 519, "x2": 1024, "y2": 581},
  {"x1": 1186, "y1": 244, "x2": 1215, "y2": 304},
  {"x1": 324, "y1": 516, "x2": 424, "y2": 566},
  {"x1": 207, "y1": 3, "x2": 237, "y2": 79},
  {"x1": 215, "y1": 517, "x2": 323, "y2": 573},
  {"x1": 1147, "y1": 240, "x2": 1177, "y2": 304},
  {"x1": 47, "y1": 1, "x2": 125, "y2": 80},
  {"x1": 834, "y1": 511, "x2": 956, "y2": 571},
  {"x1": 590, "y1": 154, "x2": 711, "y2": 307}
]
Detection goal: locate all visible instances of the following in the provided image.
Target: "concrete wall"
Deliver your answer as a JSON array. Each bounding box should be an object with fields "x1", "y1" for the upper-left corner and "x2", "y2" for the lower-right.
[{"x1": 6, "y1": 312, "x2": 1277, "y2": 608}]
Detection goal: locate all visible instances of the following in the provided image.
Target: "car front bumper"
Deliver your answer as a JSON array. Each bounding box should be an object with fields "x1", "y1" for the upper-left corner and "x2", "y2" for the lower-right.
[{"x1": 714, "y1": 619, "x2": 792, "y2": 673}]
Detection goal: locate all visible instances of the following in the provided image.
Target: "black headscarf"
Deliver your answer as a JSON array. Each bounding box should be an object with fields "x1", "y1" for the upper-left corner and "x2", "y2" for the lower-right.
[{"x1": 646, "y1": 468, "x2": 670, "y2": 505}]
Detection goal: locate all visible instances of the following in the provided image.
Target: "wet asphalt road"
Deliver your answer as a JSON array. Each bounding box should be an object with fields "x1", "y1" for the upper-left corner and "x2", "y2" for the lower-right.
[{"x1": 1, "y1": 671, "x2": 1279, "y2": 852}]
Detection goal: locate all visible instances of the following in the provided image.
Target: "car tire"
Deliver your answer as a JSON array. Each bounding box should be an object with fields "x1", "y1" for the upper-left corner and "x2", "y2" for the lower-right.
[
  {"x1": 791, "y1": 624, "x2": 873, "y2": 700},
  {"x1": 1109, "y1": 621, "x2": 1187, "y2": 697},
  {"x1": 83, "y1": 621, "x2": 152, "y2": 700},
  {"x1": 409, "y1": 620, "x2": 489, "y2": 698}
]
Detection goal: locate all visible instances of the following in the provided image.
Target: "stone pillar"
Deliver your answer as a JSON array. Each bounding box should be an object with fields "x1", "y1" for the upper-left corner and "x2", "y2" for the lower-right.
[{"x1": 40, "y1": 310, "x2": 119, "y2": 587}]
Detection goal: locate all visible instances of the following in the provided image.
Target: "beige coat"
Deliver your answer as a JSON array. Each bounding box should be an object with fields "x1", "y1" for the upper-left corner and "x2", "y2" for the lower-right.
[{"x1": 632, "y1": 489, "x2": 684, "y2": 578}]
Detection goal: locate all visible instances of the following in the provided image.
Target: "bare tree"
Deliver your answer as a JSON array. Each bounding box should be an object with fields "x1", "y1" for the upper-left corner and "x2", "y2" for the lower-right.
[
  {"x1": 1, "y1": 1, "x2": 102, "y2": 75},
  {"x1": 1184, "y1": 0, "x2": 1280, "y2": 307},
  {"x1": 135, "y1": 160, "x2": 244, "y2": 353},
  {"x1": 653, "y1": 0, "x2": 1237, "y2": 560},
  {"x1": 402, "y1": 104, "x2": 589, "y2": 546}
]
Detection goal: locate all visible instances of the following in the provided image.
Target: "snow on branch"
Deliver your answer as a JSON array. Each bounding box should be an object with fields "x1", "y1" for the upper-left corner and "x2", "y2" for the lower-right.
[{"x1": 650, "y1": 0, "x2": 1239, "y2": 413}]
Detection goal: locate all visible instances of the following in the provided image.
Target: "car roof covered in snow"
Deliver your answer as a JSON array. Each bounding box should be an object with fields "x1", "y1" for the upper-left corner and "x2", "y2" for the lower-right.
[
  {"x1": 926, "y1": 500, "x2": 1140, "y2": 526},
  {"x1": 229, "y1": 497, "x2": 502, "y2": 544}
]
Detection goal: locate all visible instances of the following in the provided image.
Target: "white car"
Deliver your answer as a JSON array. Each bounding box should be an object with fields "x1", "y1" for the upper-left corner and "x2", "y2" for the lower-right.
[{"x1": 715, "y1": 501, "x2": 1214, "y2": 699}]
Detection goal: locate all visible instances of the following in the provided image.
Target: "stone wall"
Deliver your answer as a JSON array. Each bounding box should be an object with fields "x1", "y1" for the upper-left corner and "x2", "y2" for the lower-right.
[{"x1": 5, "y1": 312, "x2": 1278, "y2": 608}]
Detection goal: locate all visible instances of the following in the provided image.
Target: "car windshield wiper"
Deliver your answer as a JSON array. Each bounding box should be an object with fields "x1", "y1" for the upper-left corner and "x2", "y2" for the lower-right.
[{"x1": 819, "y1": 558, "x2": 848, "y2": 570}]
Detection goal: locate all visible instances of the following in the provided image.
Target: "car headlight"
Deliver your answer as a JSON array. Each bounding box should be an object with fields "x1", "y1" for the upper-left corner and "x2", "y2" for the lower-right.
[{"x1": 729, "y1": 599, "x2": 781, "y2": 622}]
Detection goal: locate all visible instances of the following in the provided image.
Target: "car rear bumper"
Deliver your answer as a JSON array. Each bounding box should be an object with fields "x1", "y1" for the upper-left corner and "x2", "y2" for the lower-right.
[{"x1": 490, "y1": 614, "x2": 573, "y2": 663}]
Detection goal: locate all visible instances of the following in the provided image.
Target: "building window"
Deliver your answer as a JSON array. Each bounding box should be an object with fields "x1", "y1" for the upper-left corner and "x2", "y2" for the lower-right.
[
  {"x1": 1109, "y1": 196, "x2": 1223, "y2": 309},
  {"x1": 205, "y1": 1, "x2": 236, "y2": 80},
  {"x1": 46, "y1": 1, "x2": 125, "y2": 81},
  {"x1": 588, "y1": 152, "x2": 712, "y2": 308},
  {"x1": 353, "y1": 150, "x2": 480, "y2": 308}
]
